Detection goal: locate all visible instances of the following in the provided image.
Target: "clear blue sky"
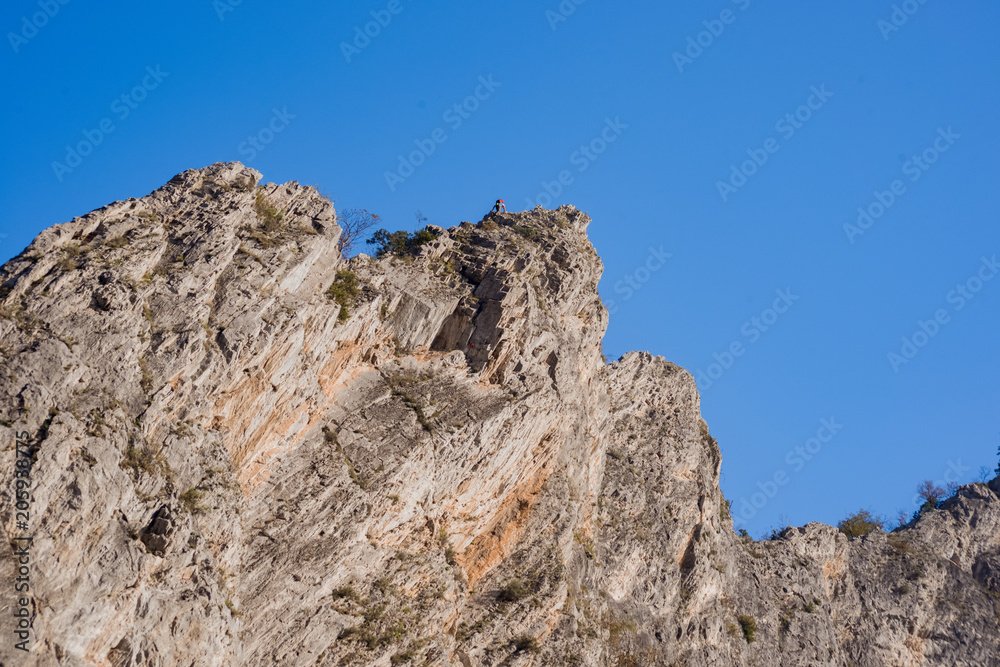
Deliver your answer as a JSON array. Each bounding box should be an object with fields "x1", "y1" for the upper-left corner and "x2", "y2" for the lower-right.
[{"x1": 2, "y1": 1, "x2": 998, "y2": 536}]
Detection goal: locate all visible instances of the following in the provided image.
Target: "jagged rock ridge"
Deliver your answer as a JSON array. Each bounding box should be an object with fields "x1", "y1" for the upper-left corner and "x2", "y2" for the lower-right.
[{"x1": 0, "y1": 162, "x2": 998, "y2": 666}]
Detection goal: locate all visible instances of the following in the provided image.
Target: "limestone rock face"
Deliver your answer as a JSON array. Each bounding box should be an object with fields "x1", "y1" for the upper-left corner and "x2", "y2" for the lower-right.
[{"x1": 0, "y1": 162, "x2": 998, "y2": 666}]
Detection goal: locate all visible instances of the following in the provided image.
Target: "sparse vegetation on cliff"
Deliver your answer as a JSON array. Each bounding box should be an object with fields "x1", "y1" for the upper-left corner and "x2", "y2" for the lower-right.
[
  {"x1": 737, "y1": 615, "x2": 757, "y2": 643},
  {"x1": 367, "y1": 227, "x2": 438, "y2": 258},
  {"x1": 838, "y1": 510, "x2": 884, "y2": 539},
  {"x1": 326, "y1": 269, "x2": 360, "y2": 322},
  {"x1": 253, "y1": 190, "x2": 283, "y2": 231}
]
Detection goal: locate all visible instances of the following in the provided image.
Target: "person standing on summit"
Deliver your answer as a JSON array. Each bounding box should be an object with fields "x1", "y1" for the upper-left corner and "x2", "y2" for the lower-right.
[{"x1": 491, "y1": 199, "x2": 506, "y2": 214}]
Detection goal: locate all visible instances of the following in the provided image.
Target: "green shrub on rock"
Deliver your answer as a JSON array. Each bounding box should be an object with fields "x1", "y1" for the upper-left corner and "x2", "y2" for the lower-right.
[
  {"x1": 837, "y1": 510, "x2": 884, "y2": 539},
  {"x1": 367, "y1": 227, "x2": 438, "y2": 259},
  {"x1": 327, "y1": 270, "x2": 360, "y2": 322},
  {"x1": 737, "y1": 615, "x2": 757, "y2": 643}
]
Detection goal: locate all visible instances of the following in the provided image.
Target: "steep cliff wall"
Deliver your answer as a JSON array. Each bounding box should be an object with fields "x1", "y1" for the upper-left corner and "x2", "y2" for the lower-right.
[{"x1": 1, "y1": 163, "x2": 998, "y2": 666}]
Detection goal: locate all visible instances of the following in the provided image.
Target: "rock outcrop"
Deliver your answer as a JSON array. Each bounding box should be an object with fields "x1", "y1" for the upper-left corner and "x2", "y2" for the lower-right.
[{"x1": 1, "y1": 162, "x2": 998, "y2": 666}]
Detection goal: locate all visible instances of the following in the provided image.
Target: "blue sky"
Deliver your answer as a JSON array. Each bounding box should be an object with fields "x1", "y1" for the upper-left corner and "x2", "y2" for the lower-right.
[{"x1": 2, "y1": 1, "x2": 997, "y2": 535}]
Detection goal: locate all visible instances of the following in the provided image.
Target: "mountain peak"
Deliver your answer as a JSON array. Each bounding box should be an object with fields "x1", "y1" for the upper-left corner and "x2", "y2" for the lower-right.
[{"x1": 2, "y1": 166, "x2": 998, "y2": 666}]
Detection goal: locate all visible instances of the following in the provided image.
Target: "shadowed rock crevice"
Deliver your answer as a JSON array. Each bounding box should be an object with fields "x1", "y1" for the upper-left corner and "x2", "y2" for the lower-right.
[{"x1": 140, "y1": 505, "x2": 177, "y2": 556}]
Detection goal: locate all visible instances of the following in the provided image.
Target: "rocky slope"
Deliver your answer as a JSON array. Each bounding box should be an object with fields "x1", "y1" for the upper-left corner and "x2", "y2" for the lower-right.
[{"x1": 1, "y1": 162, "x2": 998, "y2": 667}]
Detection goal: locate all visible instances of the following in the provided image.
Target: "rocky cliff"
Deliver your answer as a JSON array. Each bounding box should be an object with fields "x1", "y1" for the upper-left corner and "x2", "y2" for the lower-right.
[{"x1": 1, "y1": 162, "x2": 998, "y2": 667}]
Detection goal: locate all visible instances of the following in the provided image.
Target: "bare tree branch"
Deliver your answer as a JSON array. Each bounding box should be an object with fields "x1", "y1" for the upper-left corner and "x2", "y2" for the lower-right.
[{"x1": 337, "y1": 209, "x2": 380, "y2": 259}]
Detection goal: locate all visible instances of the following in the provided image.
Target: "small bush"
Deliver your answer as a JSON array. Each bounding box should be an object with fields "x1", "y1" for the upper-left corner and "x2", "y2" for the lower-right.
[
  {"x1": 138, "y1": 358, "x2": 154, "y2": 396},
  {"x1": 737, "y1": 615, "x2": 757, "y2": 643},
  {"x1": 121, "y1": 445, "x2": 157, "y2": 477},
  {"x1": 254, "y1": 190, "x2": 283, "y2": 233},
  {"x1": 766, "y1": 527, "x2": 786, "y2": 541},
  {"x1": 390, "y1": 648, "x2": 417, "y2": 665},
  {"x1": 497, "y1": 580, "x2": 530, "y2": 603},
  {"x1": 233, "y1": 177, "x2": 256, "y2": 192},
  {"x1": 838, "y1": 509, "x2": 884, "y2": 539},
  {"x1": 574, "y1": 530, "x2": 596, "y2": 559},
  {"x1": 59, "y1": 244, "x2": 83, "y2": 271},
  {"x1": 179, "y1": 488, "x2": 207, "y2": 514},
  {"x1": 225, "y1": 598, "x2": 241, "y2": 617},
  {"x1": 917, "y1": 480, "x2": 946, "y2": 504},
  {"x1": 513, "y1": 225, "x2": 539, "y2": 241},
  {"x1": 393, "y1": 390, "x2": 432, "y2": 432},
  {"x1": 238, "y1": 245, "x2": 265, "y2": 265},
  {"x1": 606, "y1": 617, "x2": 637, "y2": 649},
  {"x1": 326, "y1": 270, "x2": 360, "y2": 323},
  {"x1": 367, "y1": 227, "x2": 438, "y2": 259},
  {"x1": 410, "y1": 228, "x2": 437, "y2": 245},
  {"x1": 913, "y1": 480, "x2": 947, "y2": 520},
  {"x1": 334, "y1": 441, "x2": 364, "y2": 489},
  {"x1": 887, "y1": 534, "x2": 911, "y2": 554},
  {"x1": 332, "y1": 585, "x2": 362, "y2": 604},
  {"x1": 368, "y1": 229, "x2": 409, "y2": 257},
  {"x1": 779, "y1": 613, "x2": 792, "y2": 632},
  {"x1": 374, "y1": 577, "x2": 395, "y2": 595},
  {"x1": 512, "y1": 634, "x2": 540, "y2": 654}
]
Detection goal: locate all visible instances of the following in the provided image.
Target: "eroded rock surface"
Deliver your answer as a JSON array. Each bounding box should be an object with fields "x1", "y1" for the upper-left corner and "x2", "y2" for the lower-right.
[{"x1": 0, "y1": 163, "x2": 997, "y2": 666}]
